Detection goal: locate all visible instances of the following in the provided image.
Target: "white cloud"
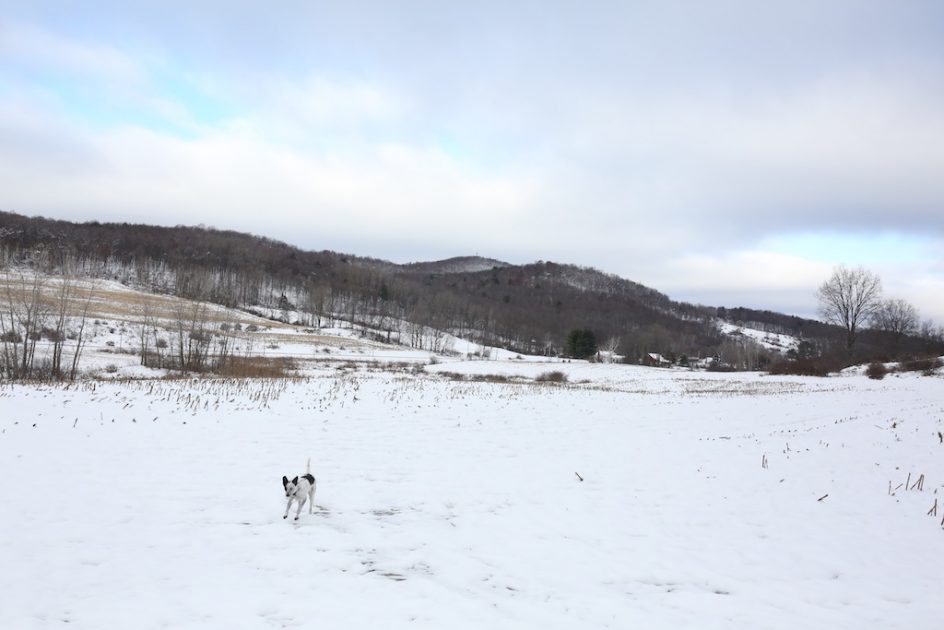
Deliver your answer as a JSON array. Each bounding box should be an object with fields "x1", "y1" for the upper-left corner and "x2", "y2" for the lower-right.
[
  {"x1": 2, "y1": 4, "x2": 943, "y2": 323},
  {"x1": 655, "y1": 252, "x2": 830, "y2": 293},
  {"x1": 273, "y1": 78, "x2": 408, "y2": 127},
  {"x1": 535, "y1": 72, "x2": 944, "y2": 237},
  {"x1": 0, "y1": 21, "x2": 143, "y2": 84},
  {"x1": 0, "y1": 101, "x2": 539, "y2": 257}
]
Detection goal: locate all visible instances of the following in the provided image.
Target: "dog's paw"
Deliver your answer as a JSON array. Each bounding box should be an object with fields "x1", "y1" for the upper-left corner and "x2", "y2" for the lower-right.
[
  {"x1": 283, "y1": 515, "x2": 287, "y2": 519},
  {"x1": 294, "y1": 516, "x2": 299, "y2": 521}
]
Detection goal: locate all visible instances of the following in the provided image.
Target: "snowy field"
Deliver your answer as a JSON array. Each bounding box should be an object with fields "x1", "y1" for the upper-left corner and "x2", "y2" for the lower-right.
[{"x1": 1, "y1": 364, "x2": 943, "y2": 629}]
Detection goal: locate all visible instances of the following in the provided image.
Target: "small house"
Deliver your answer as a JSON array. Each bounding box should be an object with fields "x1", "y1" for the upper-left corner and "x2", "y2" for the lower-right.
[{"x1": 643, "y1": 353, "x2": 672, "y2": 368}]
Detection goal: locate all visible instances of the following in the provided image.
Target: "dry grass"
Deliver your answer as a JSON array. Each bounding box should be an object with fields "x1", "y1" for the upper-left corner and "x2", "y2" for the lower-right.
[
  {"x1": 436, "y1": 371, "x2": 523, "y2": 384},
  {"x1": 0, "y1": 272, "x2": 382, "y2": 358},
  {"x1": 213, "y1": 356, "x2": 298, "y2": 378},
  {"x1": 0, "y1": 273, "x2": 270, "y2": 328}
]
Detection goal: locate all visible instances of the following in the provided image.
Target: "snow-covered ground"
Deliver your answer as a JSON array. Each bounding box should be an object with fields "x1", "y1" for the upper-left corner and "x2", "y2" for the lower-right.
[{"x1": 2, "y1": 365, "x2": 942, "y2": 629}]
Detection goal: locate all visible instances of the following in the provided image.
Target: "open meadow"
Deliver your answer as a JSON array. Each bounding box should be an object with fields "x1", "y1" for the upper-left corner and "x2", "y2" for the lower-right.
[{"x1": 1, "y1": 361, "x2": 942, "y2": 629}]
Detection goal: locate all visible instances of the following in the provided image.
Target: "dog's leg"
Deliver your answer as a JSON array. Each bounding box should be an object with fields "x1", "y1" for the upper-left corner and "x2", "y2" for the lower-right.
[
  {"x1": 295, "y1": 495, "x2": 307, "y2": 520},
  {"x1": 308, "y1": 486, "x2": 315, "y2": 513},
  {"x1": 284, "y1": 497, "x2": 293, "y2": 519}
]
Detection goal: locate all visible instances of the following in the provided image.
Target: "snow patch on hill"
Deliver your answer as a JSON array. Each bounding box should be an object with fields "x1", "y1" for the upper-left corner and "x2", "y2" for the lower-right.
[
  {"x1": 719, "y1": 320, "x2": 800, "y2": 353},
  {"x1": 402, "y1": 256, "x2": 511, "y2": 274}
]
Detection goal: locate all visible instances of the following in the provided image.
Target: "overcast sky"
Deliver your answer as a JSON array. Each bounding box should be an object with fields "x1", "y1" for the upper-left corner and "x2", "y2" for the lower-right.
[{"x1": 2, "y1": 1, "x2": 943, "y2": 321}]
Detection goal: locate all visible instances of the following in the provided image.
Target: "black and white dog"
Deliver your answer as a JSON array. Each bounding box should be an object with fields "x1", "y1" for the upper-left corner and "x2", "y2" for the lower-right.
[{"x1": 282, "y1": 458, "x2": 317, "y2": 521}]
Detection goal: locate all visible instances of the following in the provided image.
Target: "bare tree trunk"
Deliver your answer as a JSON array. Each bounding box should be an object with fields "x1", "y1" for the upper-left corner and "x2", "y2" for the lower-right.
[
  {"x1": 0, "y1": 304, "x2": 18, "y2": 379},
  {"x1": 139, "y1": 297, "x2": 155, "y2": 367},
  {"x1": 3, "y1": 268, "x2": 51, "y2": 379},
  {"x1": 69, "y1": 283, "x2": 96, "y2": 381},
  {"x1": 174, "y1": 303, "x2": 187, "y2": 370},
  {"x1": 173, "y1": 299, "x2": 212, "y2": 372},
  {"x1": 50, "y1": 275, "x2": 75, "y2": 378}
]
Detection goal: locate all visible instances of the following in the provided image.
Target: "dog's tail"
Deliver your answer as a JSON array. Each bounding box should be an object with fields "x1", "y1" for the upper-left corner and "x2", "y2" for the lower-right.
[{"x1": 306, "y1": 457, "x2": 311, "y2": 475}]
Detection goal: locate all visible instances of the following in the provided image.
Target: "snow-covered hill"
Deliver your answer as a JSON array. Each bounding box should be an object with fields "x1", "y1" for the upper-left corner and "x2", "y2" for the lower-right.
[{"x1": 400, "y1": 256, "x2": 511, "y2": 274}]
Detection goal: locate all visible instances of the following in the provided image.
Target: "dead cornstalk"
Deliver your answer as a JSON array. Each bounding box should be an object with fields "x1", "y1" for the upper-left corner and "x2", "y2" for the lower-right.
[{"x1": 907, "y1": 473, "x2": 924, "y2": 491}]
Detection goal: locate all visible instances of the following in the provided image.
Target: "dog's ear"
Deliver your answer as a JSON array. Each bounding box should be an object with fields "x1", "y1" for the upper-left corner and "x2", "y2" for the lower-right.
[
  {"x1": 292, "y1": 476, "x2": 299, "y2": 485},
  {"x1": 282, "y1": 476, "x2": 289, "y2": 487}
]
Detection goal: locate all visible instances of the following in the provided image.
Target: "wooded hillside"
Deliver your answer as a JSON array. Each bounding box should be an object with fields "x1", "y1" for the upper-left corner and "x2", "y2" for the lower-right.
[{"x1": 2, "y1": 211, "x2": 940, "y2": 364}]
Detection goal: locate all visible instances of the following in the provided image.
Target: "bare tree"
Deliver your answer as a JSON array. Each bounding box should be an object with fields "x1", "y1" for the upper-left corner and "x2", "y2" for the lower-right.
[
  {"x1": 871, "y1": 298, "x2": 919, "y2": 352},
  {"x1": 816, "y1": 265, "x2": 882, "y2": 353},
  {"x1": 304, "y1": 282, "x2": 331, "y2": 328},
  {"x1": 213, "y1": 314, "x2": 240, "y2": 372},
  {"x1": 49, "y1": 275, "x2": 75, "y2": 378},
  {"x1": 68, "y1": 282, "x2": 96, "y2": 381},
  {"x1": 2, "y1": 268, "x2": 50, "y2": 379},
  {"x1": 918, "y1": 319, "x2": 943, "y2": 344},
  {"x1": 139, "y1": 296, "x2": 157, "y2": 367},
  {"x1": 0, "y1": 297, "x2": 19, "y2": 379},
  {"x1": 599, "y1": 335, "x2": 621, "y2": 362},
  {"x1": 172, "y1": 300, "x2": 212, "y2": 372}
]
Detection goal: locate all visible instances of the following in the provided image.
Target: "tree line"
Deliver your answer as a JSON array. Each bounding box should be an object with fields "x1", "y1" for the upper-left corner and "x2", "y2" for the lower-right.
[
  {"x1": 2, "y1": 212, "x2": 941, "y2": 377},
  {"x1": 0, "y1": 212, "x2": 730, "y2": 362}
]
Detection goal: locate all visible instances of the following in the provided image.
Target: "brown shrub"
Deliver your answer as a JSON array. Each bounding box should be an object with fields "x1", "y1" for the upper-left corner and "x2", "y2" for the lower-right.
[
  {"x1": 767, "y1": 356, "x2": 844, "y2": 377},
  {"x1": 866, "y1": 361, "x2": 888, "y2": 380},
  {"x1": 535, "y1": 370, "x2": 568, "y2": 383},
  {"x1": 437, "y1": 371, "x2": 466, "y2": 381},
  {"x1": 897, "y1": 357, "x2": 943, "y2": 373},
  {"x1": 471, "y1": 373, "x2": 512, "y2": 383}
]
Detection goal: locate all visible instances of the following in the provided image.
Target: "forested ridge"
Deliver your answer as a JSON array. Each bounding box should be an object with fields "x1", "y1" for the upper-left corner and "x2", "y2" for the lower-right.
[{"x1": 2, "y1": 211, "x2": 938, "y2": 363}]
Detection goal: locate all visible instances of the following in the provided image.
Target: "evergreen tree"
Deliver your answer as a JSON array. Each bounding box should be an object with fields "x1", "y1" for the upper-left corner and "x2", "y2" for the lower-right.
[{"x1": 565, "y1": 329, "x2": 598, "y2": 359}]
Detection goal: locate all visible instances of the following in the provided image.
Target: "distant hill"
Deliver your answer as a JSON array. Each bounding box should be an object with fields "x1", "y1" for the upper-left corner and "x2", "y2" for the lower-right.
[
  {"x1": 1, "y1": 210, "x2": 937, "y2": 364},
  {"x1": 401, "y1": 256, "x2": 510, "y2": 274}
]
